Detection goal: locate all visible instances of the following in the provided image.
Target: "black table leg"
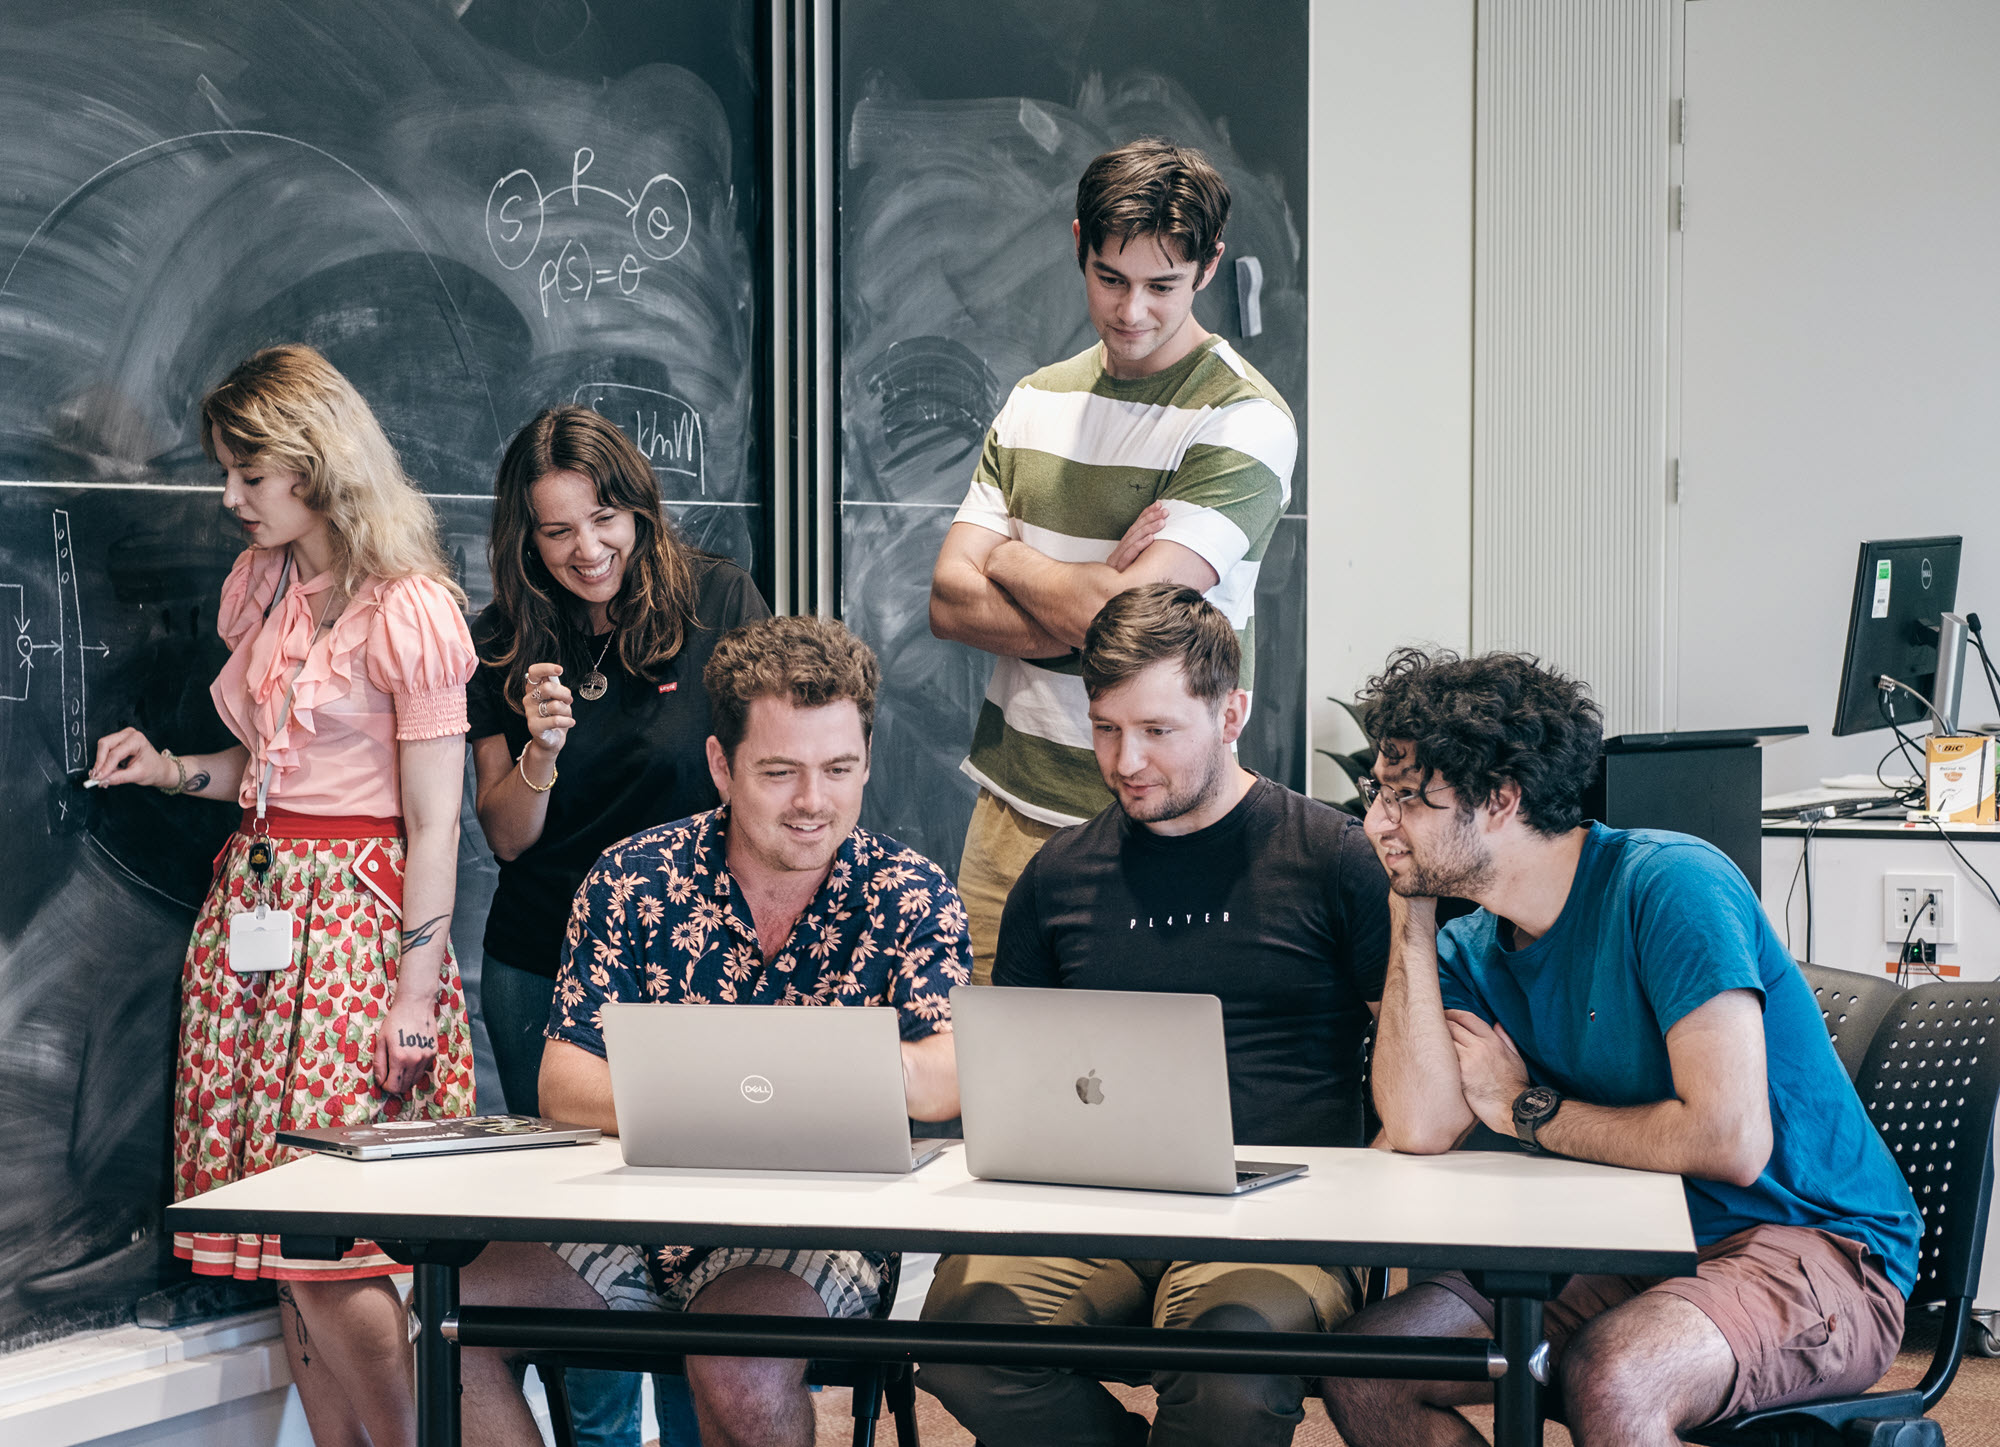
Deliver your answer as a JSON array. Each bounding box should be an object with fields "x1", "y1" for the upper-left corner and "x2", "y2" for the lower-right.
[
  {"x1": 1492, "y1": 1291, "x2": 1544, "y2": 1447},
  {"x1": 1465, "y1": 1270, "x2": 1562, "y2": 1447},
  {"x1": 413, "y1": 1261, "x2": 461, "y2": 1447}
]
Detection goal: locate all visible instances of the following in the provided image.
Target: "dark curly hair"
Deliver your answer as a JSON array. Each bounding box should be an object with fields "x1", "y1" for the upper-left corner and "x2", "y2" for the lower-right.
[{"x1": 1357, "y1": 649, "x2": 1603, "y2": 836}]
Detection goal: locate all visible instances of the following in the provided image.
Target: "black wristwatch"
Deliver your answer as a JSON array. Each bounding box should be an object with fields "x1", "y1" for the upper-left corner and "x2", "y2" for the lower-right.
[{"x1": 1512, "y1": 1085, "x2": 1562, "y2": 1153}]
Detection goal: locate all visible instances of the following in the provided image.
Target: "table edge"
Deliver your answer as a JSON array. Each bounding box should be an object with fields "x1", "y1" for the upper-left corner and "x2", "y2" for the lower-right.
[{"x1": 167, "y1": 1203, "x2": 1695, "y2": 1277}]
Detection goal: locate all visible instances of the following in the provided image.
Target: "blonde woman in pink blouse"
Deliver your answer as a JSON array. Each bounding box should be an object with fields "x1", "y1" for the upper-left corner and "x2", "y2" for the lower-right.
[{"x1": 89, "y1": 345, "x2": 477, "y2": 1447}]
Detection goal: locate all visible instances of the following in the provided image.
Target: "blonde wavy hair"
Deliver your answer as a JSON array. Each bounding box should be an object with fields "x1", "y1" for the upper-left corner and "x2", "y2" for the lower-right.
[{"x1": 201, "y1": 344, "x2": 466, "y2": 605}]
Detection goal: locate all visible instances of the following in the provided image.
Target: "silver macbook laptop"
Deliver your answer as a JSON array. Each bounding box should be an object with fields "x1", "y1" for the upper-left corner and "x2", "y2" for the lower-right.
[
  {"x1": 950, "y1": 986, "x2": 1308, "y2": 1195},
  {"x1": 601, "y1": 1002, "x2": 952, "y2": 1174}
]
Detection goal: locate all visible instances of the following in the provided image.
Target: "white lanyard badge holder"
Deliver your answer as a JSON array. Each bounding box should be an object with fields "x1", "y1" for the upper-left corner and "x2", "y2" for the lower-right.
[{"x1": 226, "y1": 555, "x2": 330, "y2": 975}]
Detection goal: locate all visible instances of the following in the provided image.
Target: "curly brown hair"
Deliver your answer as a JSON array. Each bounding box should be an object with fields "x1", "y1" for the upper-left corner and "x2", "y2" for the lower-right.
[
  {"x1": 1358, "y1": 648, "x2": 1603, "y2": 836},
  {"x1": 703, "y1": 615, "x2": 881, "y2": 762}
]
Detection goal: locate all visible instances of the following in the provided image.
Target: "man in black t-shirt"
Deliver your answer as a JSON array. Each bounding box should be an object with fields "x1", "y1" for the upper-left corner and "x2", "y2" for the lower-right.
[{"x1": 919, "y1": 583, "x2": 1390, "y2": 1447}]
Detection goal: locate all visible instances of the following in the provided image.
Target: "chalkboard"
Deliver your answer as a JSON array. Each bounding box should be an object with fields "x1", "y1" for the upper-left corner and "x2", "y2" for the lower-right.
[
  {"x1": 0, "y1": 0, "x2": 763, "y2": 1350},
  {"x1": 836, "y1": 0, "x2": 1311, "y2": 861}
]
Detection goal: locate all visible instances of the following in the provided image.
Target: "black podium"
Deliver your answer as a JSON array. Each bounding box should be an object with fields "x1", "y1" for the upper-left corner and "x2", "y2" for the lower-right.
[{"x1": 1582, "y1": 726, "x2": 1807, "y2": 893}]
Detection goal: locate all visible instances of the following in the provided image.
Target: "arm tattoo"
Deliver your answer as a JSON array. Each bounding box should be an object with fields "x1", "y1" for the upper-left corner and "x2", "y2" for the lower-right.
[
  {"x1": 185, "y1": 771, "x2": 211, "y2": 794},
  {"x1": 401, "y1": 913, "x2": 449, "y2": 950}
]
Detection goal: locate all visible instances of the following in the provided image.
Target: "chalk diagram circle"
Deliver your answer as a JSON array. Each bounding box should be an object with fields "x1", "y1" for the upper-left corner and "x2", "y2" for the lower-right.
[
  {"x1": 740, "y1": 1074, "x2": 774, "y2": 1104},
  {"x1": 633, "y1": 172, "x2": 691, "y2": 261},
  {"x1": 486, "y1": 169, "x2": 545, "y2": 271}
]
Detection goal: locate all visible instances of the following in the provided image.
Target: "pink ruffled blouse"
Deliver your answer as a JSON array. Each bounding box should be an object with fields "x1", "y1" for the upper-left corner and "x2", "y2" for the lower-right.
[{"x1": 209, "y1": 548, "x2": 477, "y2": 818}]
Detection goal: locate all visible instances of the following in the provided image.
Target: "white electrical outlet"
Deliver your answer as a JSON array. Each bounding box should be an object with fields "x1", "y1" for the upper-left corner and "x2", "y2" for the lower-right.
[{"x1": 1883, "y1": 873, "x2": 1957, "y2": 944}]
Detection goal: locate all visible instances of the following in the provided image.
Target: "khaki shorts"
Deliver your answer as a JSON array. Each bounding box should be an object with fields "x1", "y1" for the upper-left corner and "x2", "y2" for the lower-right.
[
  {"x1": 1432, "y1": 1223, "x2": 1905, "y2": 1421},
  {"x1": 956, "y1": 788, "x2": 1063, "y2": 987}
]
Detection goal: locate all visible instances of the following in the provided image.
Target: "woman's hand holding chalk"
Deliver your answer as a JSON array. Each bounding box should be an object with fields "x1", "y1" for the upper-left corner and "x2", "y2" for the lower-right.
[{"x1": 524, "y1": 662, "x2": 575, "y2": 759}]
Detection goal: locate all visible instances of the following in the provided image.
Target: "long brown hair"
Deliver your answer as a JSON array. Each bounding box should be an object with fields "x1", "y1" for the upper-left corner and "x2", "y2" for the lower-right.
[
  {"x1": 486, "y1": 405, "x2": 700, "y2": 711},
  {"x1": 202, "y1": 345, "x2": 466, "y2": 604}
]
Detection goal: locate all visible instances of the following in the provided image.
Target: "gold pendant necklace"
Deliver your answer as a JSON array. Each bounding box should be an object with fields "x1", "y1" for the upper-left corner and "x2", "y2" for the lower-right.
[{"x1": 577, "y1": 630, "x2": 614, "y2": 701}]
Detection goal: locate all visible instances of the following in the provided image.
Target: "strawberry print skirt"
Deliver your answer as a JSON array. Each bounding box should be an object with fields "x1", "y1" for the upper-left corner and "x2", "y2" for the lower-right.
[{"x1": 171, "y1": 812, "x2": 476, "y2": 1281}]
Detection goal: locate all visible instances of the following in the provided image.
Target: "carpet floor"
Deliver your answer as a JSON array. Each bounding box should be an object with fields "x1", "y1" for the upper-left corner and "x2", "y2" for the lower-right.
[{"x1": 796, "y1": 1304, "x2": 2000, "y2": 1446}]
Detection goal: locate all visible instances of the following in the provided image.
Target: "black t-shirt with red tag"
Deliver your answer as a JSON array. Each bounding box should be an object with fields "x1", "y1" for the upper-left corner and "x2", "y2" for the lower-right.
[
  {"x1": 994, "y1": 775, "x2": 1391, "y2": 1148},
  {"x1": 466, "y1": 557, "x2": 768, "y2": 977}
]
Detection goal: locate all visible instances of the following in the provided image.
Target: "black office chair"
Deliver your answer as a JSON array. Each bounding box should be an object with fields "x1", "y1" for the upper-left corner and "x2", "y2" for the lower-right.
[
  {"x1": 526, "y1": 1255, "x2": 919, "y2": 1447},
  {"x1": 1798, "y1": 961, "x2": 1906, "y2": 1083},
  {"x1": 1688, "y1": 981, "x2": 2000, "y2": 1447}
]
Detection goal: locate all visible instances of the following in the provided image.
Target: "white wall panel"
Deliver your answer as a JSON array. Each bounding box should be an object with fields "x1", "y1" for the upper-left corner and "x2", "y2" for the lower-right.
[
  {"x1": 1473, "y1": 0, "x2": 1674, "y2": 733},
  {"x1": 1306, "y1": 0, "x2": 1475, "y2": 796}
]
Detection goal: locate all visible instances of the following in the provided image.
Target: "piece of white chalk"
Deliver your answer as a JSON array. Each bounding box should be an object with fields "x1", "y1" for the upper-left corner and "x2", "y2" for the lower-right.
[
  {"x1": 538, "y1": 729, "x2": 561, "y2": 748},
  {"x1": 83, "y1": 778, "x2": 107, "y2": 788}
]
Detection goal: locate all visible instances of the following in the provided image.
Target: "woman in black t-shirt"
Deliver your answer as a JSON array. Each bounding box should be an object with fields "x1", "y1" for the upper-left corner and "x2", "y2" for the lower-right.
[{"x1": 468, "y1": 406, "x2": 768, "y2": 1115}]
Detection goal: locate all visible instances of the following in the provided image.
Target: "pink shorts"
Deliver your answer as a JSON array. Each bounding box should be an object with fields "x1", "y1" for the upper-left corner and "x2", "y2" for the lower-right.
[{"x1": 1432, "y1": 1224, "x2": 1904, "y2": 1420}]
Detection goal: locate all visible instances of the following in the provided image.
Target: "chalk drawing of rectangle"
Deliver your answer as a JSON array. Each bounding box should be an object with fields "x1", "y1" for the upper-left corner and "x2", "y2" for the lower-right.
[
  {"x1": 0, "y1": 584, "x2": 25, "y2": 701},
  {"x1": 572, "y1": 383, "x2": 704, "y2": 493},
  {"x1": 54, "y1": 509, "x2": 86, "y2": 771}
]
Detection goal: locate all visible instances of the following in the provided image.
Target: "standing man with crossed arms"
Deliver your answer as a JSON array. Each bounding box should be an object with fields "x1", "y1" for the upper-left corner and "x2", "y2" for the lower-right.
[{"x1": 929, "y1": 136, "x2": 1296, "y2": 984}]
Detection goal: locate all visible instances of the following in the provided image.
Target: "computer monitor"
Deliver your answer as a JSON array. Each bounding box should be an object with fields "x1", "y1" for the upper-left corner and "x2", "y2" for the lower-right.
[{"x1": 1831, "y1": 536, "x2": 1963, "y2": 737}]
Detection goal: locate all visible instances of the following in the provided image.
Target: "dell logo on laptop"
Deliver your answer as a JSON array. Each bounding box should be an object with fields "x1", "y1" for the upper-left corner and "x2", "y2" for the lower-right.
[
  {"x1": 1075, "y1": 1070, "x2": 1105, "y2": 1105},
  {"x1": 740, "y1": 1074, "x2": 775, "y2": 1104}
]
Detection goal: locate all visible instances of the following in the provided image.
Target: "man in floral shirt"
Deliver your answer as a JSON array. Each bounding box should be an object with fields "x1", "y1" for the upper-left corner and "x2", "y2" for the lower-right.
[{"x1": 461, "y1": 616, "x2": 969, "y2": 1447}]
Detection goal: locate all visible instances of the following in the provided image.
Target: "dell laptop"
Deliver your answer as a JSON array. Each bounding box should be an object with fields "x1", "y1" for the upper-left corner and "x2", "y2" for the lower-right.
[
  {"x1": 601, "y1": 1002, "x2": 952, "y2": 1174},
  {"x1": 950, "y1": 986, "x2": 1308, "y2": 1195}
]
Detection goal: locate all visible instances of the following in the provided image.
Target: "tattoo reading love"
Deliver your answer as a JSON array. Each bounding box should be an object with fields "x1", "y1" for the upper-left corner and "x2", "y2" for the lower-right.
[{"x1": 395, "y1": 1028, "x2": 437, "y2": 1051}]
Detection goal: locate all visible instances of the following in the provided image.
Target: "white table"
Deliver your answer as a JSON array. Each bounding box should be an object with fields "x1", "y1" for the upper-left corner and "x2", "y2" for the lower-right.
[{"x1": 169, "y1": 1141, "x2": 1696, "y2": 1447}]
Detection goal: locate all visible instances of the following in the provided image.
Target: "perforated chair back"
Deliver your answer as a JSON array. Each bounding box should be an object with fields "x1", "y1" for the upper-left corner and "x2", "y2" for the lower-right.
[
  {"x1": 1855, "y1": 981, "x2": 2000, "y2": 1312},
  {"x1": 1798, "y1": 962, "x2": 1905, "y2": 1083},
  {"x1": 1690, "y1": 983, "x2": 2000, "y2": 1443}
]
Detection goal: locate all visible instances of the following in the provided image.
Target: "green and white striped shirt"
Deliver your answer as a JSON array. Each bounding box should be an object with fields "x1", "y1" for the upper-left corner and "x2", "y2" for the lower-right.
[{"x1": 956, "y1": 337, "x2": 1295, "y2": 825}]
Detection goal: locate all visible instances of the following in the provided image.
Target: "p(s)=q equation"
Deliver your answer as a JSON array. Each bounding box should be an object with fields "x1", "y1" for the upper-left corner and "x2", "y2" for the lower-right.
[{"x1": 486, "y1": 148, "x2": 691, "y2": 317}]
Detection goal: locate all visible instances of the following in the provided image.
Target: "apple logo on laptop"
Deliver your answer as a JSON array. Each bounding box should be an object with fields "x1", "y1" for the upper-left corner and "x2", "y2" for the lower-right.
[
  {"x1": 1075, "y1": 1070, "x2": 1105, "y2": 1105},
  {"x1": 740, "y1": 1074, "x2": 775, "y2": 1104}
]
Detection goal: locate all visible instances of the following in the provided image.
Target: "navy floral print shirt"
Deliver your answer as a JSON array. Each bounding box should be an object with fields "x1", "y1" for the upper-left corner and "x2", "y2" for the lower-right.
[
  {"x1": 549, "y1": 806, "x2": 966, "y2": 1048},
  {"x1": 546, "y1": 806, "x2": 970, "y2": 1302}
]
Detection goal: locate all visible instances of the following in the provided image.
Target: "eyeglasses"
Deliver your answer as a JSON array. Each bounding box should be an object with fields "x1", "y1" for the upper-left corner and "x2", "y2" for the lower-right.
[{"x1": 1356, "y1": 775, "x2": 1450, "y2": 821}]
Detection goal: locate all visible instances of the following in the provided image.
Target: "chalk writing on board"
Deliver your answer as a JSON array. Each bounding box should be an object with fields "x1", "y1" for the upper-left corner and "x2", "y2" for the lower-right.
[
  {"x1": 0, "y1": 513, "x2": 108, "y2": 773},
  {"x1": 487, "y1": 148, "x2": 692, "y2": 318},
  {"x1": 571, "y1": 383, "x2": 705, "y2": 495},
  {"x1": 0, "y1": 128, "x2": 503, "y2": 445}
]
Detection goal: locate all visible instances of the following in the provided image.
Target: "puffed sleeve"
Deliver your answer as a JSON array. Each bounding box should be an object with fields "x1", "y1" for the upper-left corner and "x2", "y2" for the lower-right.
[
  {"x1": 365, "y1": 575, "x2": 478, "y2": 741},
  {"x1": 216, "y1": 549, "x2": 276, "y2": 650}
]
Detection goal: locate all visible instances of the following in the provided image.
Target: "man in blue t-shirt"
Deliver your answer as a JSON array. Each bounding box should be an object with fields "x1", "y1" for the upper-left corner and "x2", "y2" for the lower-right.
[{"x1": 1319, "y1": 649, "x2": 1920, "y2": 1445}]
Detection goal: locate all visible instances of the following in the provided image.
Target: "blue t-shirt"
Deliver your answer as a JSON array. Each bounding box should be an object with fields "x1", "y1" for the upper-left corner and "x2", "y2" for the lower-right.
[{"x1": 1437, "y1": 824, "x2": 1920, "y2": 1296}]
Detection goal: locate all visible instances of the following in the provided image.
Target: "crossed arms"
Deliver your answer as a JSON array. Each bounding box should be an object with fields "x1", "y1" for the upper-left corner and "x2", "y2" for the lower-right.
[
  {"x1": 929, "y1": 504, "x2": 1220, "y2": 656},
  {"x1": 1371, "y1": 895, "x2": 1773, "y2": 1189}
]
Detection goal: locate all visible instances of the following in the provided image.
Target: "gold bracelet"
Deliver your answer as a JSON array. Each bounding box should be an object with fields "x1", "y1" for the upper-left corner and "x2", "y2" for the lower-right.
[
  {"x1": 159, "y1": 749, "x2": 189, "y2": 796},
  {"x1": 517, "y1": 746, "x2": 557, "y2": 793}
]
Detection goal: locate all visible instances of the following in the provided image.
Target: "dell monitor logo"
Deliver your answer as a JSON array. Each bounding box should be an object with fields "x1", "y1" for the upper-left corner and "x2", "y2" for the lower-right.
[
  {"x1": 1075, "y1": 1069, "x2": 1105, "y2": 1105},
  {"x1": 740, "y1": 1074, "x2": 775, "y2": 1104}
]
